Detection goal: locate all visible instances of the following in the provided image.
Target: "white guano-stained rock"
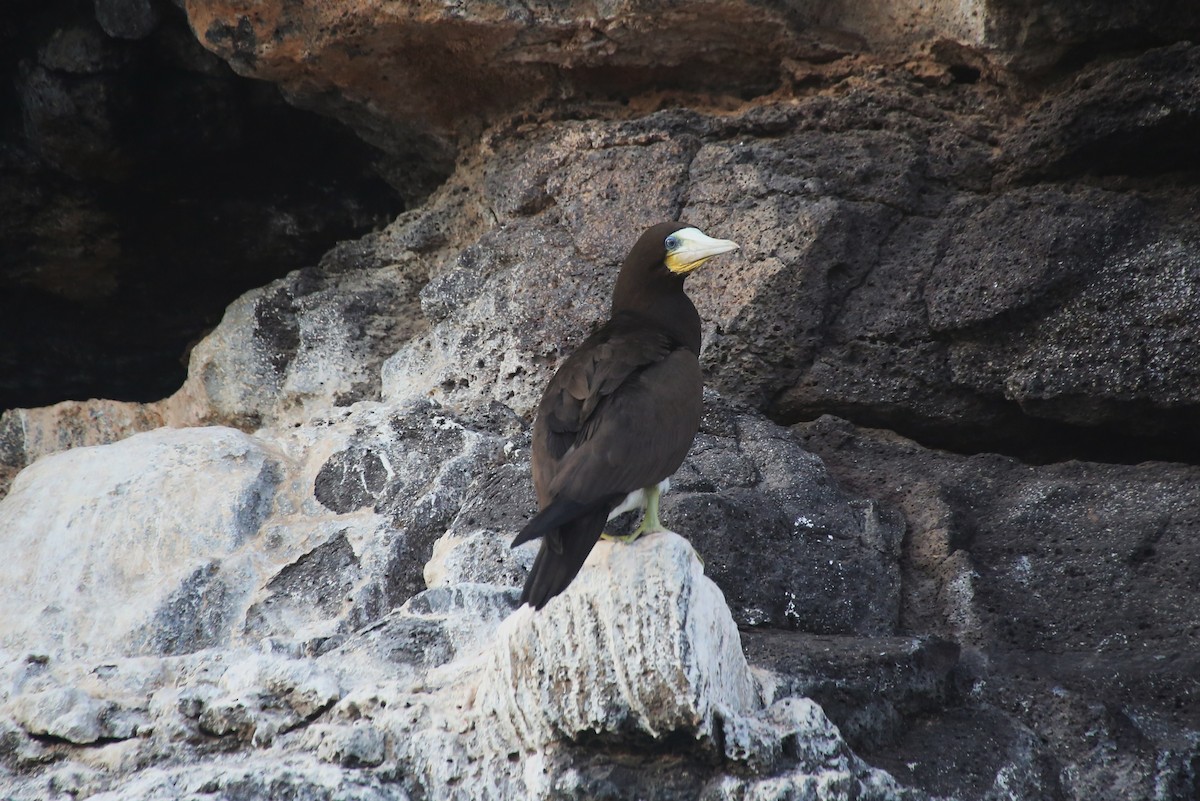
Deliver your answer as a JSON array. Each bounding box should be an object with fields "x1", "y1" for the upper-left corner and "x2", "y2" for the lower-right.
[
  {"x1": 7, "y1": 687, "x2": 132, "y2": 745},
  {"x1": 0, "y1": 427, "x2": 284, "y2": 660},
  {"x1": 348, "y1": 530, "x2": 911, "y2": 800},
  {"x1": 84, "y1": 755, "x2": 411, "y2": 801},
  {"x1": 478, "y1": 531, "x2": 758, "y2": 747}
]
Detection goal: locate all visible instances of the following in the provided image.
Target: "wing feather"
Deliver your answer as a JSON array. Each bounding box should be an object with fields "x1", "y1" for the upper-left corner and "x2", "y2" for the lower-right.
[{"x1": 531, "y1": 315, "x2": 676, "y2": 504}]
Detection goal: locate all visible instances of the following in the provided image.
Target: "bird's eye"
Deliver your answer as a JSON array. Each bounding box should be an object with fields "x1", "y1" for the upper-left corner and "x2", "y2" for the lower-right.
[{"x1": 664, "y1": 235, "x2": 679, "y2": 251}]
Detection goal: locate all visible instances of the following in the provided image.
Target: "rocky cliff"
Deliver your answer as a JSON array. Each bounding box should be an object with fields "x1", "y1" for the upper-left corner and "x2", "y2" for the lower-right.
[{"x1": 2, "y1": 1, "x2": 1199, "y2": 799}]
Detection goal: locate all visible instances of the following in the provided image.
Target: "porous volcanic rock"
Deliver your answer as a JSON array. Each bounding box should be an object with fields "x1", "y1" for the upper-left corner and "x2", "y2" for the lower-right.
[
  {"x1": 796, "y1": 414, "x2": 1200, "y2": 799},
  {"x1": 183, "y1": 0, "x2": 1200, "y2": 162},
  {"x1": 368, "y1": 59, "x2": 1200, "y2": 462}
]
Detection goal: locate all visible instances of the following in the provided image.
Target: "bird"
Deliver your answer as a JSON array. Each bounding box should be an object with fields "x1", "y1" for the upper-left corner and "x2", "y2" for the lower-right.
[{"x1": 511, "y1": 222, "x2": 739, "y2": 609}]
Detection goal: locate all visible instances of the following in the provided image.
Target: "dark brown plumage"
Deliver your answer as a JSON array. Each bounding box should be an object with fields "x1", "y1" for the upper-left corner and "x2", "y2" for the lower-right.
[{"x1": 511, "y1": 222, "x2": 738, "y2": 609}]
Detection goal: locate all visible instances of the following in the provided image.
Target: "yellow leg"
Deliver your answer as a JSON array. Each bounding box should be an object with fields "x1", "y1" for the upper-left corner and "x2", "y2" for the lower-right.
[{"x1": 601, "y1": 484, "x2": 665, "y2": 544}]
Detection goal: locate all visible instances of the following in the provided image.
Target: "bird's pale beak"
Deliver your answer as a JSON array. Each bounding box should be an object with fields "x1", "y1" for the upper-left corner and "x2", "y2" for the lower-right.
[{"x1": 665, "y1": 228, "x2": 740, "y2": 275}]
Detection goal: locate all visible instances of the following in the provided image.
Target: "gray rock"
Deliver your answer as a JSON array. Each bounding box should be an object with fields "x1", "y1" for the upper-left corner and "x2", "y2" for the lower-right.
[
  {"x1": 15, "y1": 42, "x2": 1199, "y2": 466},
  {"x1": 1002, "y1": 42, "x2": 1200, "y2": 182},
  {"x1": 363, "y1": 66, "x2": 1200, "y2": 463},
  {"x1": 864, "y1": 705, "x2": 1063, "y2": 801},
  {"x1": 175, "y1": 257, "x2": 427, "y2": 430},
  {"x1": 741, "y1": 632, "x2": 961, "y2": 753},
  {"x1": 0, "y1": 427, "x2": 282, "y2": 659},
  {"x1": 93, "y1": 0, "x2": 160, "y2": 40},
  {"x1": 308, "y1": 399, "x2": 515, "y2": 606},
  {"x1": 193, "y1": 653, "x2": 341, "y2": 745},
  {"x1": 5, "y1": 494, "x2": 916, "y2": 798},
  {"x1": 86, "y1": 756, "x2": 410, "y2": 801},
  {"x1": 8, "y1": 687, "x2": 136, "y2": 745},
  {"x1": 796, "y1": 414, "x2": 1200, "y2": 800},
  {"x1": 660, "y1": 394, "x2": 903, "y2": 633},
  {"x1": 310, "y1": 720, "x2": 387, "y2": 768}
]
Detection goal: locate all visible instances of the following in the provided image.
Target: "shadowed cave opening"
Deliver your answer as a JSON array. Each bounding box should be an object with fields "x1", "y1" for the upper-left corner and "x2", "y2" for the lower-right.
[{"x1": 0, "y1": 0, "x2": 408, "y2": 412}]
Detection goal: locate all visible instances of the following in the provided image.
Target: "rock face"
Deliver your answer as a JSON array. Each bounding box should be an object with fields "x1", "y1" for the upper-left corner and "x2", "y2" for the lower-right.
[
  {"x1": 0, "y1": 438, "x2": 915, "y2": 800},
  {"x1": 795, "y1": 416, "x2": 1200, "y2": 799},
  {"x1": 0, "y1": 427, "x2": 284, "y2": 659},
  {"x1": 480, "y1": 533, "x2": 759, "y2": 747},
  {"x1": 3, "y1": 1, "x2": 1200, "y2": 800}
]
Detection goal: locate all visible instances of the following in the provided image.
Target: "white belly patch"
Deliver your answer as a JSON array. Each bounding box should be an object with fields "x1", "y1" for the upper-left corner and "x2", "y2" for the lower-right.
[{"x1": 606, "y1": 478, "x2": 671, "y2": 521}]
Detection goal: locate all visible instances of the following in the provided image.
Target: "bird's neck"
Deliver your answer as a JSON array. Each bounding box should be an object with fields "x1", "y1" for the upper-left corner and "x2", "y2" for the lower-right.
[{"x1": 610, "y1": 283, "x2": 702, "y2": 355}]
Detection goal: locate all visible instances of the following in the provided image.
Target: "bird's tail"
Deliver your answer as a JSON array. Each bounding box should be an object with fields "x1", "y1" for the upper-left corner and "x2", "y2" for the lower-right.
[
  {"x1": 511, "y1": 497, "x2": 588, "y2": 551},
  {"x1": 512, "y1": 498, "x2": 613, "y2": 609}
]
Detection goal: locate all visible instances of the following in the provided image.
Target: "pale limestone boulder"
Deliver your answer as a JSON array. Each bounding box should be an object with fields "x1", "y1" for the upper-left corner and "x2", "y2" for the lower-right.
[
  {"x1": 478, "y1": 532, "x2": 758, "y2": 746},
  {"x1": 0, "y1": 426, "x2": 285, "y2": 660}
]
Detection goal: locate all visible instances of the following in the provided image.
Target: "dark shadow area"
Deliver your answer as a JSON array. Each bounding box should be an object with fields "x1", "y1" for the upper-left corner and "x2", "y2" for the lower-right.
[
  {"x1": 0, "y1": 0, "x2": 404, "y2": 411},
  {"x1": 773, "y1": 399, "x2": 1200, "y2": 467}
]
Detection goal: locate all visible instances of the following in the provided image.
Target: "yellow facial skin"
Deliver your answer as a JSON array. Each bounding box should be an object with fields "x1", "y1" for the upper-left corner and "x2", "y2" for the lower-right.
[{"x1": 664, "y1": 227, "x2": 740, "y2": 274}]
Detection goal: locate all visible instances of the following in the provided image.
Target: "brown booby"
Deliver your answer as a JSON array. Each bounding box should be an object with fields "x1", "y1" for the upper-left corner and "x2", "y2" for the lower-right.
[{"x1": 511, "y1": 222, "x2": 739, "y2": 609}]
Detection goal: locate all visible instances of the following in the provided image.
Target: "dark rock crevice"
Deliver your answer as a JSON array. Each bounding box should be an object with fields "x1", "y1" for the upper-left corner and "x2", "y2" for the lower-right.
[
  {"x1": 0, "y1": 0, "x2": 407, "y2": 413},
  {"x1": 773, "y1": 394, "x2": 1200, "y2": 467}
]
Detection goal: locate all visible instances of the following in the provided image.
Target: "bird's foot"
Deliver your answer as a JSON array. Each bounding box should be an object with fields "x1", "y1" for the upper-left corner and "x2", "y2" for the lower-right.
[
  {"x1": 600, "y1": 483, "x2": 667, "y2": 544},
  {"x1": 601, "y1": 518, "x2": 667, "y2": 544}
]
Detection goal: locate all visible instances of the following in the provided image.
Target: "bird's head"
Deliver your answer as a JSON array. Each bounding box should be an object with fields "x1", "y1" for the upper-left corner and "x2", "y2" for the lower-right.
[
  {"x1": 610, "y1": 222, "x2": 738, "y2": 334},
  {"x1": 661, "y1": 225, "x2": 740, "y2": 275},
  {"x1": 612, "y1": 221, "x2": 738, "y2": 346},
  {"x1": 619, "y1": 221, "x2": 739, "y2": 282}
]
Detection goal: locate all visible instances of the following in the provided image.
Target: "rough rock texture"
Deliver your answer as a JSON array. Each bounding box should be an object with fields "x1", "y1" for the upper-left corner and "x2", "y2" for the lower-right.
[
  {"x1": 3, "y1": 1, "x2": 1200, "y2": 800},
  {"x1": 794, "y1": 416, "x2": 1200, "y2": 799},
  {"x1": 662, "y1": 392, "x2": 904, "y2": 633},
  {"x1": 0, "y1": 486, "x2": 916, "y2": 800},
  {"x1": 172, "y1": 248, "x2": 428, "y2": 430},
  {"x1": 183, "y1": 0, "x2": 1200, "y2": 165},
  {"x1": 367, "y1": 53, "x2": 1200, "y2": 463},
  {"x1": 0, "y1": 426, "x2": 284, "y2": 659},
  {"x1": 479, "y1": 533, "x2": 759, "y2": 747}
]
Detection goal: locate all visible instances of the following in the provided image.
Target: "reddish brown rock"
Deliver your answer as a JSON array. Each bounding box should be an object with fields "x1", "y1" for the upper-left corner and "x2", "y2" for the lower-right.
[
  {"x1": 182, "y1": 0, "x2": 802, "y2": 176},
  {"x1": 0, "y1": 399, "x2": 164, "y2": 497}
]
